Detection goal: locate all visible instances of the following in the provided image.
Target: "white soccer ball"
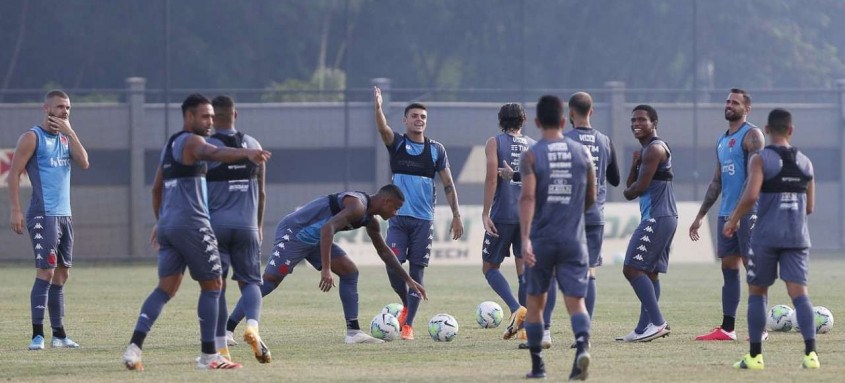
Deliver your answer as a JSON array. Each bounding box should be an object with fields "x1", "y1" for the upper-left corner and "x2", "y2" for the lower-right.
[
  {"x1": 428, "y1": 313, "x2": 459, "y2": 342},
  {"x1": 382, "y1": 303, "x2": 404, "y2": 318},
  {"x1": 476, "y1": 301, "x2": 504, "y2": 328},
  {"x1": 814, "y1": 306, "x2": 834, "y2": 334},
  {"x1": 766, "y1": 304, "x2": 794, "y2": 332},
  {"x1": 371, "y1": 313, "x2": 400, "y2": 341}
]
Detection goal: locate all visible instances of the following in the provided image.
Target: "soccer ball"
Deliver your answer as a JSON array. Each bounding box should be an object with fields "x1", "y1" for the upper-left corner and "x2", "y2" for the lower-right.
[
  {"x1": 814, "y1": 306, "x2": 834, "y2": 334},
  {"x1": 766, "y1": 305, "x2": 794, "y2": 332},
  {"x1": 382, "y1": 303, "x2": 404, "y2": 318},
  {"x1": 371, "y1": 313, "x2": 400, "y2": 341},
  {"x1": 476, "y1": 301, "x2": 504, "y2": 328},
  {"x1": 428, "y1": 313, "x2": 459, "y2": 342}
]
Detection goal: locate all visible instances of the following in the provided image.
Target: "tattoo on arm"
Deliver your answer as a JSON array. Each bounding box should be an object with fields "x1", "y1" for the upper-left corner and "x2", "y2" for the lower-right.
[
  {"x1": 699, "y1": 181, "x2": 721, "y2": 216},
  {"x1": 444, "y1": 184, "x2": 454, "y2": 194}
]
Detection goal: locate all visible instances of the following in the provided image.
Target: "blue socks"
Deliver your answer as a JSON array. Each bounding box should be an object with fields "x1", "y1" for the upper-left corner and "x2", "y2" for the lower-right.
[
  {"x1": 722, "y1": 268, "x2": 741, "y2": 330},
  {"x1": 747, "y1": 294, "x2": 767, "y2": 344},
  {"x1": 635, "y1": 278, "x2": 660, "y2": 333},
  {"x1": 517, "y1": 273, "x2": 527, "y2": 307},
  {"x1": 485, "y1": 268, "x2": 520, "y2": 313},
  {"x1": 585, "y1": 276, "x2": 596, "y2": 319},
  {"x1": 405, "y1": 264, "x2": 425, "y2": 326},
  {"x1": 134, "y1": 288, "x2": 171, "y2": 334},
  {"x1": 631, "y1": 275, "x2": 664, "y2": 326},
  {"x1": 792, "y1": 295, "x2": 816, "y2": 341},
  {"x1": 338, "y1": 272, "x2": 359, "y2": 322},
  {"x1": 198, "y1": 290, "x2": 220, "y2": 344},
  {"x1": 571, "y1": 312, "x2": 591, "y2": 350},
  {"x1": 240, "y1": 282, "x2": 263, "y2": 323},
  {"x1": 525, "y1": 321, "x2": 544, "y2": 348},
  {"x1": 228, "y1": 280, "x2": 276, "y2": 331},
  {"x1": 48, "y1": 284, "x2": 64, "y2": 330},
  {"x1": 30, "y1": 278, "x2": 50, "y2": 326},
  {"x1": 216, "y1": 288, "x2": 228, "y2": 340},
  {"x1": 543, "y1": 281, "x2": 556, "y2": 330}
]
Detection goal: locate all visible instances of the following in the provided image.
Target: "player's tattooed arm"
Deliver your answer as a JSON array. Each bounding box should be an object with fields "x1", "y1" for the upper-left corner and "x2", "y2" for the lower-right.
[
  {"x1": 744, "y1": 128, "x2": 765, "y2": 155},
  {"x1": 698, "y1": 164, "x2": 722, "y2": 218},
  {"x1": 438, "y1": 167, "x2": 464, "y2": 240}
]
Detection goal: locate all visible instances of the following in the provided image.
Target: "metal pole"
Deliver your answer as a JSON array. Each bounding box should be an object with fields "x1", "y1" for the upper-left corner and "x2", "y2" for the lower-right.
[
  {"x1": 343, "y1": 0, "x2": 351, "y2": 190},
  {"x1": 520, "y1": 0, "x2": 526, "y2": 105},
  {"x1": 692, "y1": 0, "x2": 700, "y2": 200},
  {"x1": 164, "y1": 0, "x2": 171, "y2": 137}
]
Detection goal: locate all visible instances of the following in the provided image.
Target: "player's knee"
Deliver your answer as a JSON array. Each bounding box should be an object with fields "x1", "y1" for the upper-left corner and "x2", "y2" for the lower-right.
[
  {"x1": 199, "y1": 278, "x2": 223, "y2": 291},
  {"x1": 482, "y1": 262, "x2": 500, "y2": 274}
]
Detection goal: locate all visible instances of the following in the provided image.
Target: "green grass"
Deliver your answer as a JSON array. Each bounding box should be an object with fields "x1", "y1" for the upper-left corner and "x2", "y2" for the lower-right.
[{"x1": 1, "y1": 260, "x2": 843, "y2": 382}]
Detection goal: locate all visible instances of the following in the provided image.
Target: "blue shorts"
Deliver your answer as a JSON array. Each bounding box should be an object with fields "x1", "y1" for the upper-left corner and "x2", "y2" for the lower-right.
[
  {"x1": 747, "y1": 245, "x2": 809, "y2": 287},
  {"x1": 27, "y1": 215, "x2": 73, "y2": 269},
  {"x1": 157, "y1": 226, "x2": 223, "y2": 281},
  {"x1": 586, "y1": 224, "x2": 604, "y2": 268},
  {"x1": 386, "y1": 215, "x2": 433, "y2": 267},
  {"x1": 263, "y1": 236, "x2": 346, "y2": 280},
  {"x1": 525, "y1": 239, "x2": 589, "y2": 298},
  {"x1": 481, "y1": 222, "x2": 522, "y2": 264},
  {"x1": 213, "y1": 226, "x2": 261, "y2": 284},
  {"x1": 717, "y1": 214, "x2": 755, "y2": 258},
  {"x1": 624, "y1": 216, "x2": 677, "y2": 274}
]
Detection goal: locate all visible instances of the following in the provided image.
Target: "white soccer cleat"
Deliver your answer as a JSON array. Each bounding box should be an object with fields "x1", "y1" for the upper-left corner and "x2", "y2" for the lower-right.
[
  {"x1": 541, "y1": 330, "x2": 552, "y2": 349},
  {"x1": 614, "y1": 329, "x2": 640, "y2": 342},
  {"x1": 51, "y1": 337, "x2": 80, "y2": 348},
  {"x1": 345, "y1": 331, "x2": 385, "y2": 344},
  {"x1": 225, "y1": 330, "x2": 238, "y2": 346},
  {"x1": 196, "y1": 353, "x2": 242, "y2": 369},
  {"x1": 635, "y1": 322, "x2": 670, "y2": 342},
  {"x1": 123, "y1": 343, "x2": 143, "y2": 371}
]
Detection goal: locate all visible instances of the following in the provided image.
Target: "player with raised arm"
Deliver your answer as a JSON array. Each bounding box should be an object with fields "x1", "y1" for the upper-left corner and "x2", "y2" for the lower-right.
[
  {"x1": 8, "y1": 90, "x2": 89, "y2": 351},
  {"x1": 374, "y1": 86, "x2": 463, "y2": 340},
  {"x1": 616, "y1": 105, "x2": 677, "y2": 343},
  {"x1": 691, "y1": 89, "x2": 766, "y2": 341},
  {"x1": 726, "y1": 108, "x2": 819, "y2": 370},
  {"x1": 519, "y1": 95, "x2": 596, "y2": 380},
  {"x1": 226, "y1": 184, "x2": 426, "y2": 344},
  {"x1": 122, "y1": 94, "x2": 271, "y2": 371}
]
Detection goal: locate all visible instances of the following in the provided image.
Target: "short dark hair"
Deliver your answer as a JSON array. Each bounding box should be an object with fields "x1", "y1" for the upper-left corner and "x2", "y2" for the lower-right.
[
  {"x1": 44, "y1": 90, "x2": 69, "y2": 101},
  {"x1": 211, "y1": 95, "x2": 235, "y2": 110},
  {"x1": 767, "y1": 108, "x2": 792, "y2": 135},
  {"x1": 632, "y1": 104, "x2": 658, "y2": 123},
  {"x1": 731, "y1": 88, "x2": 752, "y2": 107},
  {"x1": 181, "y1": 93, "x2": 211, "y2": 116},
  {"x1": 498, "y1": 103, "x2": 526, "y2": 132},
  {"x1": 536, "y1": 95, "x2": 564, "y2": 128},
  {"x1": 568, "y1": 92, "x2": 592, "y2": 117},
  {"x1": 378, "y1": 184, "x2": 405, "y2": 202},
  {"x1": 404, "y1": 102, "x2": 427, "y2": 116}
]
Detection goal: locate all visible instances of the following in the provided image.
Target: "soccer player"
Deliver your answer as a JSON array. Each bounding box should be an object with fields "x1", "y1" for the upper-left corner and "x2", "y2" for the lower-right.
[
  {"x1": 690, "y1": 89, "x2": 765, "y2": 341},
  {"x1": 563, "y1": 92, "x2": 620, "y2": 321},
  {"x1": 374, "y1": 86, "x2": 463, "y2": 340},
  {"x1": 205, "y1": 96, "x2": 269, "y2": 363},
  {"x1": 519, "y1": 95, "x2": 596, "y2": 380},
  {"x1": 122, "y1": 94, "x2": 271, "y2": 370},
  {"x1": 726, "y1": 108, "x2": 819, "y2": 370},
  {"x1": 226, "y1": 184, "x2": 425, "y2": 344},
  {"x1": 8, "y1": 90, "x2": 89, "y2": 350},
  {"x1": 616, "y1": 105, "x2": 676, "y2": 342}
]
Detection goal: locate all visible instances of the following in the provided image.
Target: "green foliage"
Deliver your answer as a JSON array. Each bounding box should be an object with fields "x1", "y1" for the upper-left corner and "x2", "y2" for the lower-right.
[{"x1": 262, "y1": 67, "x2": 346, "y2": 102}]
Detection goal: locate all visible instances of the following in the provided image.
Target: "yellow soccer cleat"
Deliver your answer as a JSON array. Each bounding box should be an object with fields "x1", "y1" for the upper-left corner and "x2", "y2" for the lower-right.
[
  {"x1": 802, "y1": 351, "x2": 820, "y2": 369},
  {"x1": 733, "y1": 353, "x2": 764, "y2": 370}
]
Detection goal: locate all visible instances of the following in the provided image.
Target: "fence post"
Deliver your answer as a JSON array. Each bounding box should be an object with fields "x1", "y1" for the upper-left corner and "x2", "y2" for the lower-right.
[
  {"x1": 127, "y1": 77, "x2": 147, "y2": 259},
  {"x1": 605, "y1": 81, "x2": 626, "y2": 203},
  {"x1": 372, "y1": 78, "x2": 392, "y2": 191},
  {"x1": 837, "y1": 79, "x2": 845, "y2": 248}
]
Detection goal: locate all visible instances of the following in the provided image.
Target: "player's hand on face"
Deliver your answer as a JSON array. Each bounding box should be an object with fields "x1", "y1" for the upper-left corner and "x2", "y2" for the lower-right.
[
  {"x1": 409, "y1": 280, "x2": 428, "y2": 301},
  {"x1": 522, "y1": 240, "x2": 535, "y2": 267},
  {"x1": 482, "y1": 215, "x2": 498, "y2": 237},
  {"x1": 319, "y1": 269, "x2": 335, "y2": 292},
  {"x1": 450, "y1": 216, "x2": 464, "y2": 240},
  {"x1": 689, "y1": 218, "x2": 702, "y2": 241},
  {"x1": 497, "y1": 160, "x2": 514, "y2": 181},
  {"x1": 47, "y1": 116, "x2": 72, "y2": 135},
  {"x1": 9, "y1": 211, "x2": 24, "y2": 234}
]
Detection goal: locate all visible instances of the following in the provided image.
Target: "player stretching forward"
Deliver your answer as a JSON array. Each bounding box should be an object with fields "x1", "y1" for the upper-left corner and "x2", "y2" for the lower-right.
[
  {"x1": 206, "y1": 96, "x2": 270, "y2": 363},
  {"x1": 519, "y1": 95, "x2": 596, "y2": 380},
  {"x1": 123, "y1": 94, "x2": 270, "y2": 370},
  {"x1": 226, "y1": 185, "x2": 426, "y2": 344},
  {"x1": 617, "y1": 105, "x2": 676, "y2": 342},
  {"x1": 374, "y1": 86, "x2": 463, "y2": 340},
  {"x1": 726, "y1": 108, "x2": 819, "y2": 370},
  {"x1": 691, "y1": 89, "x2": 765, "y2": 341}
]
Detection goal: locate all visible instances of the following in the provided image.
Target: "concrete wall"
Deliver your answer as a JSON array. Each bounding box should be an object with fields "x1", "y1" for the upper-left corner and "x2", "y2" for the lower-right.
[{"x1": 1, "y1": 79, "x2": 843, "y2": 262}]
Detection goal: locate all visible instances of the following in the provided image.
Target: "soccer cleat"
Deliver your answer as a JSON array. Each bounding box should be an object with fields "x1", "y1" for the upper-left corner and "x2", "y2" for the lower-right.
[
  {"x1": 397, "y1": 307, "x2": 409, "y2": 327},
  {"x1": 218, "y1": 347, "x2": 232, "y2": 361},
  {"x1": 517, "y1": 328, "x2": 527, "y2": 340},
  {"x1": 733, "y1": 353, "x2": 764, "y2": 370},
  {"x1": 635, "y1": 322, "x2": 670, "y2": 342},
  {"x1": 525, "y1": 370, "x2": 547, "y2": 379},
  {"x1": 568, "y1": 344, "x2": 591, "y2": 380},
  {"x1": 745, "y1": 330, "x2": 769, "y2": 342},
  {"x1": 225, "y1": 330, "x2": 238, "y2": 346},
  {"x1": 243, "y1": 326, "x2": 271, "y2": 363},
  {"x1": 123, "y1": 343, "x2": 143, "y2": 371},
  {"x1": 695, "y1": 326, "x2": 736, "y2": 341},
  {"x1": 503, "y1": 306, "x2": 527, "y2": 340},
  {"x1": 197, "y1": 353, "x2": 243, "y2": 370},
  {"x1": 28, "y1": 335, "x2": 45, "y2": 351},
  {"x1": 51, "y1": 337, "x2": 80, "y2": 348},
  {"x1": 518, "y1": 330, "x2": 552, "y2": 350},
  {"x1": 802, "y1": 351, "x2": 820, "y2": 369},
  {"x1": 400, "y1": 324, "x2": 415, "y2": 340},
  {"x1": 346, "y1": 330, "x2": 385, "y2": 344},
  {"x1": 615, "y1": 329, "x2": 640, "y2": 342}
]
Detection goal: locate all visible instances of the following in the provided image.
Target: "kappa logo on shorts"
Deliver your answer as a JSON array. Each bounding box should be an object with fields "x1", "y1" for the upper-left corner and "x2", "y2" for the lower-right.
[
  {"x1": 205, "y1": 244, "x2": 215, "y2": 253},
  {"x1": 34, "y1": 233, "x2": 43, "y2": 239},
  {"x1": 276, "y1": 242, "x2": 285, "y2": 250},
  {"x1": 483, "y1": 248, "x2": 489, "y2": 254},
  {"x1": 640, "y1": 235, "x2": 651, "y2": 243},
  {"x1": 273, "y1": 250, "x2": 280, "y2": 257},
  {"x1": 208, "y1": 254, "x2": 219, "y2": 263},
  {"x1": 636, "y1": 245, "x2": 648, "y2": 252},
  {"x1": 647, "y1": 218, "x2": 656, "y2": 223},
  {"x1": 34, "y1": 223, "x2": 43, "y2": 229},
  {"x1": 269, "y1": 259, "x2": 276, "y2": 266},
  {"x1": 35, "y1": 243, "x2": 43, "y2": 250},
  {"x1": 484, "y1": 239, "x2": 491, "y2": 245},
  {"x1": 281, "y1": 234, "x2": 290, "y2": 241},
  {"x1": 634, "y1": 254, "x2": 644, "y2": 261},
  {"x1": 644, "y1": 226, "x2": 654, "y2": 233},
  {"x1": 211, "y1": 264, "x2": 222, "y2": 272}
]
